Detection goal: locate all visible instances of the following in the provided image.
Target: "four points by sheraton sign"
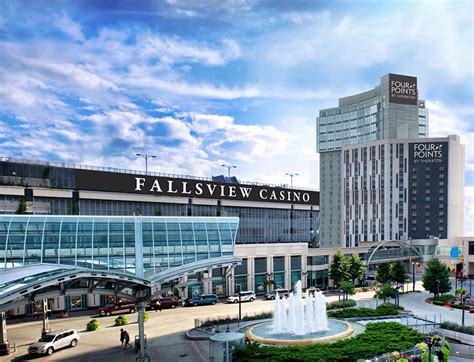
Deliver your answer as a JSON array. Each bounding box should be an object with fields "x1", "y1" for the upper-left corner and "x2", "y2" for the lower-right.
[
  {"x1": 389, "y1": 73, "x2": 417, "y2": 105},
  {"x1": 75, "y1": 170, "x2": 319, "y2": 205}
]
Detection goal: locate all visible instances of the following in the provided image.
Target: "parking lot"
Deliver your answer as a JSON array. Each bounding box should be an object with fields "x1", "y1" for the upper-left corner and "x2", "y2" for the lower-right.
[{"x1": 1, "y1": 297, "x2": 279, "y2": 361}]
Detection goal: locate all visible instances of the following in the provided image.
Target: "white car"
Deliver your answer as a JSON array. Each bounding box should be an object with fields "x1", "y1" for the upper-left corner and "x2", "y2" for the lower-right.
[
  {"x1": 28, "y1": 329, "x2": 80, "y2": 355},
  {"x1": 227, "y1": 291, "x2": 256, "y2": 303}
]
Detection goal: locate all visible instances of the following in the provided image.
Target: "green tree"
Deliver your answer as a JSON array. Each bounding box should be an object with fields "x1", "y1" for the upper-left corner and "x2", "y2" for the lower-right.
[
  {"x1": 347, "y1": 254, "x2": 366, "y2": 286},
  {"x1": 329, "y1": 251, "x2": 349, "y2": 288},
  {"x1": 339, "y1": 281, "x2": 355, "y2": 302},
  {"x1": 16, "y1": 197, "x2": 27, "y2": 214},
  {"x1": 391, "y1": 261, "x2": 408, "y2": 291},
  {"x1": 376, "y1": 284, "x2": 397, "y2": 303},
  {"x1": 422, "y1": 258, "x2": 450, "y2": 298},
  {"x1": 376, "y1": 263, "x2": 393, "y2": 285}
]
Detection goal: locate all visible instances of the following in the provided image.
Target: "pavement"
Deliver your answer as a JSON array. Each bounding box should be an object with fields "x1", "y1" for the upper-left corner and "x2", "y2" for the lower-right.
[{"x1": 1, "y1": 281, "x2": 473, "y2": 361}]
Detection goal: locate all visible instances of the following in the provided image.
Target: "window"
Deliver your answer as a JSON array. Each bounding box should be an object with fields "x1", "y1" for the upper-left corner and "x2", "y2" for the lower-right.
[{"x1": 469, "y1": 241, "x2": 474, "y2": 255}]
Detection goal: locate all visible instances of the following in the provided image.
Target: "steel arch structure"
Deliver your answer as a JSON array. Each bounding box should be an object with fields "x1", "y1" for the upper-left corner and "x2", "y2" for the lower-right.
[{"x1": 365, "y1": 240, "x2": 423, "y2": 268}]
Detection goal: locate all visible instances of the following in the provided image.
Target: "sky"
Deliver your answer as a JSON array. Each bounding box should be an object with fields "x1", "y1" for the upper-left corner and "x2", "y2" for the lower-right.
[{"x1": 0, "y1": 0, "x2": 473, "y2": 233}]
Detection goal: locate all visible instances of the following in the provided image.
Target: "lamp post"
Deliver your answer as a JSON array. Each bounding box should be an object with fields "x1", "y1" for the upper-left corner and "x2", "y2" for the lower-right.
[
  {"x1": 425, "y1": 335, "x2": 441, "y2": 362},
  {"x1": 285, "y1": 173, "x2": 299, "y2": 188},
  {"x1": 221, "y1": 164, "x2": 237, "y2": 177},
  {"x1": 235, "y1": 285, "x2": 242, "y2": 327},
  {"x1": 136, "y1": 153, "x2": 156, "y2": 174},
  {"x1": 412, "y1": 261, "x2": 416, "y2": 292}
]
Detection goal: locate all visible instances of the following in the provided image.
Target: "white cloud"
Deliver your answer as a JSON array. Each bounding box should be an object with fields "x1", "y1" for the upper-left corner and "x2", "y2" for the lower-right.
[
  {"x1": 465, "y1": 186, "x2": 474, "y2": 236},
  {"x1": 55, "y1": 14, "x2": 85, "y2": 42},
  {"x1": 136, "y1": 33, "x2": 241, "y2": 66}
]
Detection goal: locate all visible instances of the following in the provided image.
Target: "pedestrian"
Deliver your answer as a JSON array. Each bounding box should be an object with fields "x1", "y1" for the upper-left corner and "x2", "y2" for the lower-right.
[
  {"x1": 120, "y1": 328, "x2": 125, "y2": 347},
  {"x1": 122, "y1": 329, "x2": 131, "y2": 349}
]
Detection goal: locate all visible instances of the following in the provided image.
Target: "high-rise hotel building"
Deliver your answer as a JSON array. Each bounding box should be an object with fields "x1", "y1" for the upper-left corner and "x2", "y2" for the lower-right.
[
  {"x1": 317, "y1": 73, "x2": 464, "y2": 248},
  {"x1": 317, "y1": 73, "x2": 429, "y2": 247}
]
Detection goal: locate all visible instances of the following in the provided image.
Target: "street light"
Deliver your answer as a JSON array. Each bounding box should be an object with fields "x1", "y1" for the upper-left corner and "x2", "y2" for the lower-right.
[
  {"x1": 136, "y1": 153, "x2": 156, "y2": 174},
  {"x1": 424, "y1": 335, "x2": 442, "y2": 362},
  {"x1": 285, "y1": 173, "x2": 299, "y2": 188},
  {"x1": 221, "y1": 164, "x2": 237, "y2": 177}
]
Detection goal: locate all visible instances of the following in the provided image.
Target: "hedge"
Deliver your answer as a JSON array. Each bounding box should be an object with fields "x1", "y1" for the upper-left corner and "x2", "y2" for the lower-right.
[
  {"x1": 440, "y1": 321, "x2": 474, "y2": 335},
  {"x1": 433, "y1": 294, "x2": 455, "y2": 303},
  {"x1": 237, "y1": 322, "x2": 423, "y2": 361},
  {"x1": 327, "y1": 304, "x2": 401, "y2": 318},
  {"x1": 326, "y1": 299, "x2": 356, "y2": 310},
  {"x1": 200, "y1": 311, "x2": 273, "y2": 327}
]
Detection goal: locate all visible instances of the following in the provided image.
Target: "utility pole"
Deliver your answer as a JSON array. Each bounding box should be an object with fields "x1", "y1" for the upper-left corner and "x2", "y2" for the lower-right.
[{"x1": 285, "y1": 173, "x2": 299, "y2": 188}]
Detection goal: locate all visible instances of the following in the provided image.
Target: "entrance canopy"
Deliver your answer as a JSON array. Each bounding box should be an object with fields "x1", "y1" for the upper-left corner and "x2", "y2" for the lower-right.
[{"x1": 0, "y1": 264, "x2": 152, "y2": 313}]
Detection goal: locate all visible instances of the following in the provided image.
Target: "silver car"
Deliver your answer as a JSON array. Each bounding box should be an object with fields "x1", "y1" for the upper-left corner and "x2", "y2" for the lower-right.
[{"x1": 28, "y1": 329, "x2": 80, "y2": 355}]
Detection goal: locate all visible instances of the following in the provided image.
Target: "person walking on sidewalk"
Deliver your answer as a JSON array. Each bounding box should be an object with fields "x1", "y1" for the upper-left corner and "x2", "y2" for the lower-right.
[{"x1": 120, "y1": 329, "x2": 131, "y2": 349}]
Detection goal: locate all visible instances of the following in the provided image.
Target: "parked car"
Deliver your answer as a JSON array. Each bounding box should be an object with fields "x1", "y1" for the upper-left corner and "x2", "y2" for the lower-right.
[
  {"x1": 147, "y1": 296, "x2": 180, "y2": 310},
  {"x1": 185, "y1": 294, "x2": 218, "y2": 306},
  {"x1": 28, "y1": 329, "x2": 80, "y2": 356},
  {"x1": 265, "y1": 289, "x2": 290, "y2": 300},
  {"x1": 227, "y1": 291, "x2": 256, "y2": 303},
  {"x1": 98, "y1": 300, "x2": 136, "y2": 316}
]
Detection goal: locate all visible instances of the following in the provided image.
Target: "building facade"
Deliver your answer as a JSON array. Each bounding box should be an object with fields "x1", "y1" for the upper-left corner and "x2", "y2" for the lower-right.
[
  {"x1": 0, "y1": 158, "x2": 325, "y2": 307},
  {"x1": 317, "y1": 73, "x2": 429, "y2": 247},
  {"x1": 342, "y1": 135, "x2": 464, "y2": 247}
]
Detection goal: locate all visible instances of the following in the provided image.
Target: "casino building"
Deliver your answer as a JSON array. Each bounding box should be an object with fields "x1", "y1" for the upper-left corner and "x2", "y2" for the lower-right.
[{"x1": 0, "y1": 157, "x2": 338, "y2": 313}]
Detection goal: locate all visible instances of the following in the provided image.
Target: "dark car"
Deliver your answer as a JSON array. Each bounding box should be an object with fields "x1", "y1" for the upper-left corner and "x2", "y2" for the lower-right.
[
  {"x1": 185, "y1": 294, "x2": 218, "y2": 306},
  {"x1": 98, "y1": 301, "x2": 136, "y2": 316},
  {"x1": 147, "y1": 296, "x2": 180, "y2": 310},
  {"x1": 265, "y1": 289, "x2": 290, "y2": 300}
]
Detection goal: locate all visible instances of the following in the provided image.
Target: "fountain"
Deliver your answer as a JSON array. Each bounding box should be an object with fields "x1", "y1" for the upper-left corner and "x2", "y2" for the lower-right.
[{"x1": 245, "y1": 281, "x2": 355, "y2": 345}]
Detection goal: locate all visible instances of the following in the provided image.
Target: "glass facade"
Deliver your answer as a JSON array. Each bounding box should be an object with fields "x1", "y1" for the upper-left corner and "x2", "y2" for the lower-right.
[{"x1": 0, "y1": 215, "x2": 239, "y2": 277}]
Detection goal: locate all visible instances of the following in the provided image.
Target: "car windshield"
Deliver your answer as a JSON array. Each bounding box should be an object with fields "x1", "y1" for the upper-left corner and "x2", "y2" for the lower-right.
[{"x1": 39, "y1": 335, "x2": 55, "y2": 342}]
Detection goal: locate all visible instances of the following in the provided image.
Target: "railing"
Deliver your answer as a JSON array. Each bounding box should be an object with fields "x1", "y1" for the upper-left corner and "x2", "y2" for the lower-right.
[{"x1": 0, "y1": 157, "x2": 319, "y2": 192}]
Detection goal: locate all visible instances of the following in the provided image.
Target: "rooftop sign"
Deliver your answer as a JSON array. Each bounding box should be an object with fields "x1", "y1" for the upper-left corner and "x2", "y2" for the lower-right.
[
  {"x1": 389, "y1": 74, "x2": 418, "y2": 105},
  {"x1": 75, "y1": 170, "x2": 319, "y2": 205}
]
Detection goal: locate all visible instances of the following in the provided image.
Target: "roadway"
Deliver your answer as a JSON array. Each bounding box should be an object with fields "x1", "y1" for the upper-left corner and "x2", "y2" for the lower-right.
[{"x1": 1, "y1": 282, "x2": 473, "y2": 361}]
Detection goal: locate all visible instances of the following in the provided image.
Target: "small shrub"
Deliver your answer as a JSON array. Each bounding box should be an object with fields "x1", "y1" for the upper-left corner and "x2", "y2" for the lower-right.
[
  {"x1": 86, "y1": 319, "x2": 100, "y2": 331},
  {"x1": 432, "y1": 300, "x2": 445, "y2": 306},
  {"x1": 434, "y1": 294, "x2": 455, "y2": 302},
  {"x1": 327, "y1": 304, "x2": 400, "y2": 318},
  {"x1": 144, "y1": 311, "x2": 150, "y2": 322},
  {"x1": 440, "y1": 346, "x2": 449, "y2": 362},
  {"x1": 327, "y1": 299, "x2": 356, "y2": 310},
  {"x1": 115, "y1": 315, "x2": 129, "y2": 326}
]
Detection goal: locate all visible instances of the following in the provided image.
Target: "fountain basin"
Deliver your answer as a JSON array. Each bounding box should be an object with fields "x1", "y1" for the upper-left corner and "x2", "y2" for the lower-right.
[{"x1": 245, "y1": 318, "x2": 354, "y2": 346}]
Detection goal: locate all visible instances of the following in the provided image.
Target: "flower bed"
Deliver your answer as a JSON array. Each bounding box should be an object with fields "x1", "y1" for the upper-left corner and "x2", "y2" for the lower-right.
[{"x1": 237, "y1": 322, "x2": 423, "y2": 361}]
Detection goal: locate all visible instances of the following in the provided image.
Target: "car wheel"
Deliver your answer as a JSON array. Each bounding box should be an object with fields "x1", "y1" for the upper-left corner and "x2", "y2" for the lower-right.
[
  {"x1": 233, "y1": 300, "x2": 238, "y2": 303},
  {"x1": 193, "y1": 302, "x2": 198, "y2": 306},
  {"x1": 271, "y1": 296, "x2": 275, "y2": 300},
  {"x1": 171, "y1": 305, "x2": 176, "y2": 309},
  {"x1": 130, "y1": 308, "x2": 136, "y2": 313},
  {"x1": 250, "y1": 298, "x2": 255, "y2": 302},
  {"x1": 107, "y1": 312, "x2": 112, "y2": 316},
  {"x1": 46, "y1": 347, "x2": 54, "y2": 355},
  {"x1": 70, "y1": 339, "x2": 78, "y2": 348},
  {"x1": 211, "y1": 301, "x2": 216, "y2": 305}
]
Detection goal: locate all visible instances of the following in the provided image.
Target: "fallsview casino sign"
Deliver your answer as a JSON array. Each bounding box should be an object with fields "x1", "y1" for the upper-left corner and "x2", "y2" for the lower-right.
[
  {"x1": 388, "y1": 74, "x2": 417, "y2": 105},
  {"x1": 75, "y1": 170, "x2": 319, "y2": 205}
]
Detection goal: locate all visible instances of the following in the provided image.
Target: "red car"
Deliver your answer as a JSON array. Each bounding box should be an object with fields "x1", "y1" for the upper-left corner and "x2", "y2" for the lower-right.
[
  {"x1": 147, "y1": 296, "x2": 180, "y2": 310},
  {"x1": 98, "y1": 301, "x2": 136, "y2": 316}
]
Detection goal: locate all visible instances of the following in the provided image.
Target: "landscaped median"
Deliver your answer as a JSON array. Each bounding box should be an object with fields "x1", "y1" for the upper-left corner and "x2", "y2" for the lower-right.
[{"x1": 426, "y1": 293, "x2": 474, "y2": 313}]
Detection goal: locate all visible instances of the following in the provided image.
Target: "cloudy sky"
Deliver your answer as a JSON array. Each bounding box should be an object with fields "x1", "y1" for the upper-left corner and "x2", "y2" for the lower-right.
[{"x1": 0, "y1": 0, "x2": 473, "y2": 233}]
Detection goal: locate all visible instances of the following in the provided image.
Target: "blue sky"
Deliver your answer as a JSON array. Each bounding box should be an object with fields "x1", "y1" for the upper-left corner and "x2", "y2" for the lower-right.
[{"x1": 0, "y1": 0, "x2": 473, "y2": 232}]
